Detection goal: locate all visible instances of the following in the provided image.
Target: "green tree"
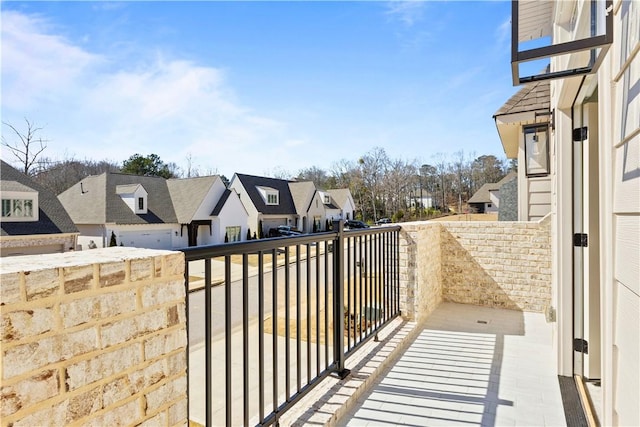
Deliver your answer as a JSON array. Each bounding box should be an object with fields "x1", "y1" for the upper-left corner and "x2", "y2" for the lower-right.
[
  {"x1": 121, "y1": 154, "x2": 177, "y2": 178},
  {"x1": 109, "y1": 231, "x2": 117, "y2": 247}
]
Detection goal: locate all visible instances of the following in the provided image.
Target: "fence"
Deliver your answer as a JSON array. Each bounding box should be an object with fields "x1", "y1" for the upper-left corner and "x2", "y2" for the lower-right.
[{"x1": 182, "y1": 220, "x2": 401, "y2": 426}]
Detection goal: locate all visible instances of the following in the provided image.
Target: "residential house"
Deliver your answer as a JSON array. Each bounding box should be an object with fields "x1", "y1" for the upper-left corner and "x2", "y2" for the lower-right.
[
  {"x1": 467, "y1": 172, "x2": 517, "y2": 215},
  {"x1": 0, "y1": 160, "x2": 78, "y2": 256},
  {"x1": 229, "y1": 173, "x2": 299, "y2": 237},
  {"x1": 318, "y1": 190, "x2": 342, "y2": 227},
  {"x1": 326, "y1": 188, "x2": 356, "y2": 222},
  {"x1": 58, "y1": 172, "x2": 246, "y2": 249},
  {"x1": 289, "y1": 181, "x2": 326, "y2": 233},
  {"x1": 501, "y1": 1, "x2": 638, "y2": 424}
]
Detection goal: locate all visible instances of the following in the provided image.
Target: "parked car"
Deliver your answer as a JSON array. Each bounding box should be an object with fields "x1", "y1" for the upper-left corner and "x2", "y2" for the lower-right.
[
  {"x1": 345, "y1": 220, "x2": 370, "y2": 229},
  {"x1": 376, "y1": 218, "x2": 391, "y2": 225},
  {"x1": 268, "y1": 225, "x2": 302, "y2": 237}
]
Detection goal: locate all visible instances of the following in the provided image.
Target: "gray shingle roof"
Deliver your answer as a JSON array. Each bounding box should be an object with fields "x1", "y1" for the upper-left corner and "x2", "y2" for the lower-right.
[
  {"x1": 58, "y1": 173, "x2": 219, "y2": 225},
  {"x1": 167, "y1": 176, "x2": 218, "y2": 223},
  {"x1": 494, "y1": 80, "x2": 550, "y2": 117},
  {"x1": 234, "y1": 174, "x2": 297, "y2": 215},
  {"x1": 289, "y1": 181, "x2": 316, "y2": 213},
  {"x1": 326, "y1": 189, "x2": 353, "y2": 210},
  {"x1": 468, "y1": 172, "x2": 516, "y2": 204},
  {"x1": 1, "y1": 160, "x2": 78, "y2": 236}
]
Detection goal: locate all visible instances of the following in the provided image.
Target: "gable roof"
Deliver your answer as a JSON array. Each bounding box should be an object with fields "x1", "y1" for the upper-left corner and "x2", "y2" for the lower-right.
[
  {"x1": 1, "y1": 160, "x2": 78, "y2": 236},
  {"x1": 234, "y1": 173, "x2": 297, "y2": 215},
  {"x1": 289, "y1": 181, "x2": 317, "y2": 213},
  {"x1": 167, "y1": 176, "x2": 219, "y2": 223},
  {"x1": 326, "y1": 189, "x2": 354, "y2": 210},
  {"x1": 58, "y1": 173, "x2": 220, "y2": 225},
  {"x1": 211, "y1": 189, "x2": 232, "y2": 216},
  {"x1": 468, "y1": 172, "x2": 517, "y2": 204}
]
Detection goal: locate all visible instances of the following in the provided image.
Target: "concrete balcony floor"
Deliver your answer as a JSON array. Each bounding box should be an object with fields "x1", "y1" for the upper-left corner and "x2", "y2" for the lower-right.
[{"x1": 336, "y1": 302, "x2": 567, "y2": 427}]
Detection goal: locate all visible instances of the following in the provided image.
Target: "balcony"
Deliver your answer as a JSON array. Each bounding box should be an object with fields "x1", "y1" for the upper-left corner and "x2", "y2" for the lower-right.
[{"x1": 1, "y1": 217, "x2": 569, "y2": 427}]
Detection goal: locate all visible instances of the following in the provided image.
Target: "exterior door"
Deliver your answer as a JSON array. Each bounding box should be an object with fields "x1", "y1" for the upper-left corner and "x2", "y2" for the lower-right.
[{"x1": 572, "y1": 98, "x2": 601, "y2": 382}]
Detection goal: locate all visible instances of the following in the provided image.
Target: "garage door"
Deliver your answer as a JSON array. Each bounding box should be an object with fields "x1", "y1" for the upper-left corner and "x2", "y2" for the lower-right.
[{"x1": 119, "y1": 230, "x2": 172, "y2": 249}]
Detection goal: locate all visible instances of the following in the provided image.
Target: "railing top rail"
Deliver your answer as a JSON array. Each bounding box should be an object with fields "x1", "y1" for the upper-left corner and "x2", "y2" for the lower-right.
[{"x1": 180, "y1": 225, "x2": 401, "y2": 261}]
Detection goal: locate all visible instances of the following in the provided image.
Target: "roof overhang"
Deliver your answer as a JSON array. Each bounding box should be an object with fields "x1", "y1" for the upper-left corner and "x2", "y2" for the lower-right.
[
  {"x1": 495, "y1": 110, "x2": 549, "y2": 158},
  {"x1": 511, "y1": 0, "x2": 613, "y2": 85}
]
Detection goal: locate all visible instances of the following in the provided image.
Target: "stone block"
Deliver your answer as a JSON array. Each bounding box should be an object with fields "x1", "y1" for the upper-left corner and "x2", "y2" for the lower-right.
[
  {"x1": 99, "y1": 262, "x2": 126, "y2": 288},
  {"x1": 139, "y1": 411, "x2": 167, "y2": 427},
  {"x1": 0, "y1": 272, "x2": 22, "y2": 304},
  {"x1": 3, "y1": 336, "x2": 62, "y2": 379},
  {"x1": 1, "y1": 307, "x2": 54, "y2": 342},
  {"x1": 131, "y1": 259, "x2": 153, "y2": 282},
  {"x1": 84, "y1": 399, "x2": 141, "y2": 427},
  {"x1": 141, "y1": 280, "x2": 184, "y2": 308},
  {"x1": 101, "y1": 309, "x2": 167, "y2": 348},
  {"x1": 103, "y1": 376, "x2": 133, "y2": 407},
  {"x1": 144, "y1": 330, "x2": 187, "y2": 360},
  {"x1": 0, "y1": 369, "x2": 59, "y2": 417},
  {"x1": 63, "y1": 265, "x2": 95, "y2": 294},
  {"x1": 163, "y1": 253, "x2": 184, "y2": 277},
  {"x1": 11, "y1": 399, "x2": 68, "y2": 427},
  {"x1": 24, "y1": 268, "x2": 60, "y2": 301},
  {"x1": 168, "y1": 398, "x2": 188, "y2": 425},
  {"x1": 62, "y1": 327, "x2": 99, "y2": 360},
  {"x1": 144, "y1": 376, "x2": 187, "y2": 411},
  {"x1": 66, "y1": 344, "x2": 141, "y2": 390},
  {"x1": 66, "y1": 385, "x2": 103, "y2": 422}
]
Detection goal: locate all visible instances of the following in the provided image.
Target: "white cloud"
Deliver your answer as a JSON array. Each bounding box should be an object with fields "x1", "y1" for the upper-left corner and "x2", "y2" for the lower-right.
[
  {"x1": 384, "y1": 1, "x2": 426, "y2": 27},
  {"x1": 1, "y1": 10, "x2": 292, "y2": 177}
]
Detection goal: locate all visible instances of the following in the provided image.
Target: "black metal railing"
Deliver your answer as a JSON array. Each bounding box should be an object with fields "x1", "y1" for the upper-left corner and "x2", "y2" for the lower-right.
[{"x1": 182, "y1": 220, "x2": 401, "y2": 426}]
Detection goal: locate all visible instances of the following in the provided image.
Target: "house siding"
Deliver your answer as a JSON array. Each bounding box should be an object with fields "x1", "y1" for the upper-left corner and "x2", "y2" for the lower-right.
[{"x1": 609, "y1": 1, "x2": 639, "y2": 424}]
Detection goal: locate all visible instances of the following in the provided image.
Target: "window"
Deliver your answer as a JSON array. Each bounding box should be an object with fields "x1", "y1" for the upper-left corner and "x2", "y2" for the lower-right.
[
  {"x1": 1, "y1": 198, "x2": 34, "y2": 218},
  {"x1": 324, "y1": 195, "x2": 330, "y2": 203},
  {"x1": 225, "y1": 226, "x2": 242, "y2": 242},
  {"x1": 138, "y1": 197, "x2": 144, "y2": 210},
  {"x1": 488, "y1": 203, "x2": 492, "y2": 208},
  {"x1": 267, "y1": 193, "x2": 278, "y2": 205}
]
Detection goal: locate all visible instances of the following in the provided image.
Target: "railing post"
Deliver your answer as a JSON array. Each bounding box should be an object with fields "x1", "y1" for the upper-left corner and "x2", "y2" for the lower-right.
[{"x1": 333, "y1": 219, "x2": 350, "y2": 379}]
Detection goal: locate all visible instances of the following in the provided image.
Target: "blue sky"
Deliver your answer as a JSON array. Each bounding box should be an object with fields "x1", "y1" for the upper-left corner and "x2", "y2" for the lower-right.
[{"x1": 1, "y1": 1, "x2": 516, "y2": 179}]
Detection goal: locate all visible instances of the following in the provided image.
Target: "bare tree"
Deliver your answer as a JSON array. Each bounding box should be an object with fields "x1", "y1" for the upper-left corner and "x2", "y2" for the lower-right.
[{"x1": 2, "y1": 118, "x2": 49, "y2": 175}]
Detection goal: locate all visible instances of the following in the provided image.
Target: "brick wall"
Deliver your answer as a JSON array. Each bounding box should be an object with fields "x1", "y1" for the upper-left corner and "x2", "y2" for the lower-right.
[
  {"x1": 399, "y1": 216, "x2": 551, "y2": 318},
  {"x1": 0, "y1": 247, "x2": 188, "y2": 427}
]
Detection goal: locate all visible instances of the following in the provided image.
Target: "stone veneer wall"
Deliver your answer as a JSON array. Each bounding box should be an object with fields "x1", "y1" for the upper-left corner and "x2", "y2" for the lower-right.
[
  {"x1": 398, "y1": 223, "x2": 443, "y2": 323},
  {"x1": 0, "y1": 247, "x2": 187, "y2": 427},
  {"x1": 399, "y1": 215, "x2": 551, "y2": 319}
]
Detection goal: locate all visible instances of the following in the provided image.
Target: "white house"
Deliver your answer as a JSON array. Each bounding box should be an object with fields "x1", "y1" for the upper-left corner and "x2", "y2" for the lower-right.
[
  {"x1": 1, "y1": 160, "x2": 78, "y2": 256},
  {"x1": 58, "y1": 172, "x2": 246, "y2": 249},
  {"x1": 500, "y1": 1, "x2": 639, "y2": 425},
  {"x1": 229, "y1": 173, "x2": 299, "y2": 237}
]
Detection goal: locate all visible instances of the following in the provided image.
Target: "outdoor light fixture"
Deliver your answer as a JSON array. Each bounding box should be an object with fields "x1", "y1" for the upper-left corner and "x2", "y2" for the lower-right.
[{"x1": 524, "y1": 124, "x2": 550, "y2": 176}]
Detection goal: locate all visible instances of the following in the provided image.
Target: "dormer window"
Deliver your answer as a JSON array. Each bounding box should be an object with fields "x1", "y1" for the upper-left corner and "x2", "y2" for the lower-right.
[
  {"x1": 116, "y1": 184, "x2": 148, "y2": 214},
  {"x1": 0, "y1": 181, "x2": 38, "y2": 222},
  {"x1": 324, "y1": 195, "x2": 331, "y2": 204},
  {"x1": 257, "y1": 186, "x2": 279, "y2": 205}
]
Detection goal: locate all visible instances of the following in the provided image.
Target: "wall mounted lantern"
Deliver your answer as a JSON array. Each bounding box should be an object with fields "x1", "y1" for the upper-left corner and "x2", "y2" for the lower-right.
[{"x1": 524, "y1": 124, "x2": 550, "y2": 177}]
